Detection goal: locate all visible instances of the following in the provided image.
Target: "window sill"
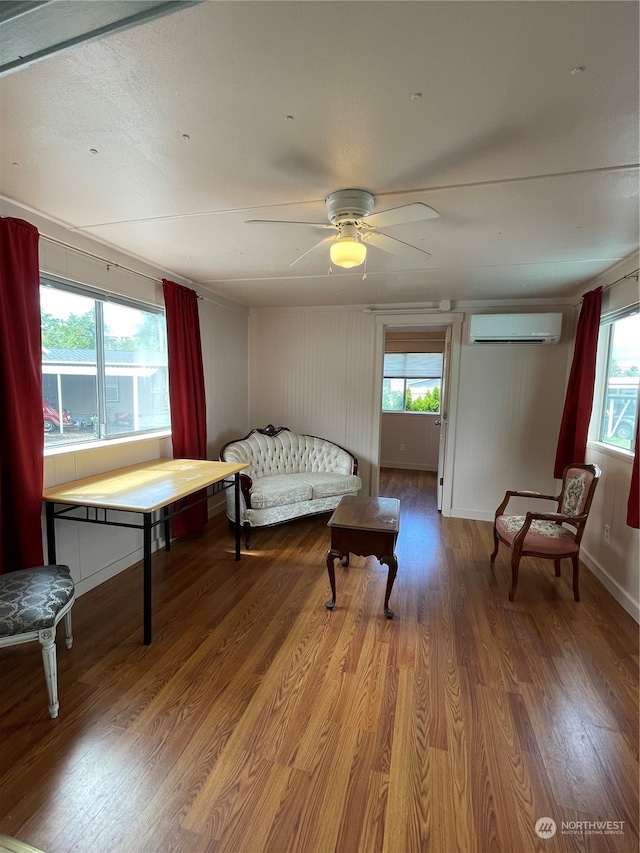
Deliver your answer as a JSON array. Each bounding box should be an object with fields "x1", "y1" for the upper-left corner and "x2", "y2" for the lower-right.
[
  {"x1": 44, "y1": 429, "x2": 171, "y2": 457},
  {"x1": 382, "y1": 410, "x2": 441, "y2": 416},
  {"x1": 586, "y1": 440, "x2": 635, "y2": 464}
]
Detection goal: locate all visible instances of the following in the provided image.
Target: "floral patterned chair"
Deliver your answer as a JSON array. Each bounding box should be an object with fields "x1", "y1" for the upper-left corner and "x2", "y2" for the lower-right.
[
  {"x1": 490, "y1": 463, "x2": 601, "y2": 602},
  {"x1": 0, "y1": 565, "x2": 75, "y2": 718}
]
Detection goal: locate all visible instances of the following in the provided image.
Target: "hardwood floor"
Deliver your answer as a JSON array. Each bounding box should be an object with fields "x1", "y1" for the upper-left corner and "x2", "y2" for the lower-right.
[{"x1": 1, "y1": 468, "x2": 638, "y2": 853}]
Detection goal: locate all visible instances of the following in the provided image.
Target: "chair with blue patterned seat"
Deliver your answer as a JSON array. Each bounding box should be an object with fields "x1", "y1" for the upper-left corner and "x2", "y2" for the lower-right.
[
  {"x1": 490, "y1": 463, "x2": 601, "y2": 602},
  {"x1": 0, "y1": 564, "x2": 75, "y2": 718}
]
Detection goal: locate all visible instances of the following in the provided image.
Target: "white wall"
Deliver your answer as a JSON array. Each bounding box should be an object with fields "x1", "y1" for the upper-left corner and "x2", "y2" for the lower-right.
[
  {"x1": 2, "y1": 198, "x2": 249, "y2": 595},
  {"x1": 380, "y1": 412, "x2": 440, "y2": 470},
  {"x1": 452, "y1": 314, "x2": 574, "y2": 519},
  {"x1": 248, "y1": 306, "x2": 377, "y2": 495},
  {"x1": 199, "y1": 293, "x2": 249, "y2": 459}
]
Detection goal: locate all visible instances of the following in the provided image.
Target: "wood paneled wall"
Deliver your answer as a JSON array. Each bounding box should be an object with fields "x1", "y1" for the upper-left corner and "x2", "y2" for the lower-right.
[{"x1": 249, "y1": 308, "x2": 377, "y2": 494}]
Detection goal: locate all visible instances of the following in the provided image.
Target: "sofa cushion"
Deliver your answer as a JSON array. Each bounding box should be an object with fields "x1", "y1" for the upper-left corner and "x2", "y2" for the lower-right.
[
  {"x1": 250, "y1": 474, "x2": 313, "y2": 509},
  {"x1": 296, "y1": 472, "x2": 362, "y2": 500}
]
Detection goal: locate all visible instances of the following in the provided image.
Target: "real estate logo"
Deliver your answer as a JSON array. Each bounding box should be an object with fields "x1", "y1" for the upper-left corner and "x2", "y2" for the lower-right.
[
  {"x1": 535, "y1": 817, "x2": 557, "y2": 839},
  {"x1": 535, "y1": 816, "x2": 625, "y2": 839}
]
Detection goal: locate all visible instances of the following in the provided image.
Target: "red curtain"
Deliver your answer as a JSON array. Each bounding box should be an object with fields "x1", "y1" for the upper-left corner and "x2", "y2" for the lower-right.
[
  {"x1": 0, "y1": 218, "x2": 44, "y2": 573},
  {"x1": 554, "y1": 287, "x2": 603, "y2": 478},
  {"x1": 627, "y1": 406, "x2": 639, "y2": 528},
  {"x1": 162, "y1": 279, "x2": 208, "y2": 536}
]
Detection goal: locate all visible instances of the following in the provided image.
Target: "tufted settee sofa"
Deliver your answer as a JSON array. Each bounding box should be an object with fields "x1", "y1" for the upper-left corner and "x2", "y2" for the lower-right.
[{"x1": 220, "y1": 425, "x2": 362, "y2": 548}]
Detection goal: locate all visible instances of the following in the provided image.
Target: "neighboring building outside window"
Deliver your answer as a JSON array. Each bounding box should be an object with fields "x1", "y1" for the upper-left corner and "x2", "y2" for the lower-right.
[
  {"x1": 382, "y1": 352, "x2": 443, "y2": 413},
  {"x1": 41, "y1": 278, "x2": 171, "y2": 448},
  {"x1": 593, "y1": 308, "x2": 639, "y2": 452}
]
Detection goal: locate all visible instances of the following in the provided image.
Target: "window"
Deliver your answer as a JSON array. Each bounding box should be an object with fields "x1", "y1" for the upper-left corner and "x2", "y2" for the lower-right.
[
  {"x1": 595, "y1": 309, "x2": 639, "y2": 452},
  {"x1": 41, "y1": 278, "x2": 171, "y2": 448},
  {"x1": 382, "y1": 352, "x2": 443, "y2": 413}
]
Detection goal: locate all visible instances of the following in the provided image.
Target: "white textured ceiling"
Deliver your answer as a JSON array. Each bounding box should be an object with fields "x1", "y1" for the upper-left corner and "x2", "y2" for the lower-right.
[{"x1": 1, "y1": 0, "x2": 638, "y2": 307}]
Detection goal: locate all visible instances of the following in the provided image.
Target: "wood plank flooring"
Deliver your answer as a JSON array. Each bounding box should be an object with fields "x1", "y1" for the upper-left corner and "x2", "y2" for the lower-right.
[{"x1": 0, "y1": 469, "x2": 638, "y2": 853}]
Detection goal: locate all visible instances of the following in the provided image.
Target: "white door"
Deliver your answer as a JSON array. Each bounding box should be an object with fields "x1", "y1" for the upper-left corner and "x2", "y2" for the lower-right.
[{"x1": 436, "y1": 325, "x2": 451, "y2": 511}]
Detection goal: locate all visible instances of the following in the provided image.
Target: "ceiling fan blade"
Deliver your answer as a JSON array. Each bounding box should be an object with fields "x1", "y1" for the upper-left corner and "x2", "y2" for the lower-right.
[
  {"x1": 362, "y1": 202, "x2": 439, "y2": 229},
  {"x1": 246, "y1": 219, "x2": 333, "y2": 229},
  {"x1": 290, "y1": 235, "x2": 336, "y2": 268},
  {"x1": 363, "y1": 231, "x2": 431, "y2": 261}
]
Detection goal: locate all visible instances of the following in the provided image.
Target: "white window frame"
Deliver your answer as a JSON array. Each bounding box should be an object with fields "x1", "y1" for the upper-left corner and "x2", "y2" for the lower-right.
[
  {"x1": 589, "y1": 305, "x2": 639, "y2": 458},
  {"x1": 382, "y1": 352, "x2": 443, "y2": 414},
  {"x1": 41, "y1": 275, "x2": 171, "y2": 450}
]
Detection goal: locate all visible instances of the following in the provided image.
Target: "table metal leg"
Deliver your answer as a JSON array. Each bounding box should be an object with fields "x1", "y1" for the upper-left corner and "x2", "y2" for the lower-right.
[
  {"x1": 143, "y1": 512, "x2": 153, "y2": 645},
  {"x1": 45, "y1": 502, "x2": 57, "y2": 564},
  {"x1": 234, "y1": 473, "x2": 241, "y2": 561},
  {"x1": 162, "y1": 504, "x2": 171, "y2": 552}
]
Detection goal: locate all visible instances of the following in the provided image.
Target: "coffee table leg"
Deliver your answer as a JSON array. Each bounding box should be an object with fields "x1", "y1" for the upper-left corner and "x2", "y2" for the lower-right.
[
  {"x1": 381, "y1": 555, "x2": 398, "y2": 619},
  {"x1": 325, "y1": 548, "x2": 340, "y2": 610}
]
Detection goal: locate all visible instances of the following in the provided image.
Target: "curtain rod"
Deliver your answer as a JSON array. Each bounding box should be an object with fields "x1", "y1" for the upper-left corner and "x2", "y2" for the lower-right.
[
  {"x1": 39, "y1": 233, "x2": 203, "y2": 299},
  {"x1": 602, "y1": 268, "x2": 639, "y2": 293}
]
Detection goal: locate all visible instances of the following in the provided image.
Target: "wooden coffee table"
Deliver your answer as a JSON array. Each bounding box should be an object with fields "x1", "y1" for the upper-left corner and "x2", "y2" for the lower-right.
[{"x1": 325, "y1": 495, "x2": 400, "y2": 619}]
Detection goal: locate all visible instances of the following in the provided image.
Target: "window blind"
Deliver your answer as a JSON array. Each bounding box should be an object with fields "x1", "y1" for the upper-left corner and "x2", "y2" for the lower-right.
[{"x1": 383, "y1": 352, "x2": 443, "y2": 378}]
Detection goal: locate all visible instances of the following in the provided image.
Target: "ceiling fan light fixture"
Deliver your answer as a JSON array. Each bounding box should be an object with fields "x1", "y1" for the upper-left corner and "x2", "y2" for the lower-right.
[{"x1": 330, "y1": 236, "x2": 367, "y2": 269}]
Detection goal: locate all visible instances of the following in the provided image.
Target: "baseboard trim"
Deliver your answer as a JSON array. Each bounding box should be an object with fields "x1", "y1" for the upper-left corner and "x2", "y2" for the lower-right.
[
  {"x1": 581, "y1": 546, "x2": 639, "y2": 623},
  {"x1": 450, "y1": 507, "x2": 495, "y2": 523},
  {"x1": 0, "y1": 834, "x2": 47, "y2": 853},
  {"x1": 380, "y1": 462, "x2": 437, "y2": 471}
]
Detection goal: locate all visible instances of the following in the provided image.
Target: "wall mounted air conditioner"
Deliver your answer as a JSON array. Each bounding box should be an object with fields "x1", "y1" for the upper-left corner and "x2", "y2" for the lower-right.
[{"x1": 469, "y1": 313, "x2": 562, "y2": 345}]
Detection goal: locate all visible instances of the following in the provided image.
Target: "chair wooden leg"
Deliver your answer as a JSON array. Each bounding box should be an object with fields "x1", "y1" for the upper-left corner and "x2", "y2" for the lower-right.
[
  {"x1": 509, "y1": 554, "x2": 520, "y2": 602},
  {"x1": 554, "y1": 559, "x2": 562, "y2": 578},
  {"x1": 63, "y1": 610, "x2": 74, "y2": 649},
  {"x1": 490, "y1": 526, "x2": 499, "y2": 563},
  {"x1": 38, "y1": 626, "x2": 59, "y2": 719},
  {"x1": 571, "y1": 555, "x2": 580, "y2": 602},
  {"x1": 243, "y1": 522, "x2": 251, "y2": 550}
]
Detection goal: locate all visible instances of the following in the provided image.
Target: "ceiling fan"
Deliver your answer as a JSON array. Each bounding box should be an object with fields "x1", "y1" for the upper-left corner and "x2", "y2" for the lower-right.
[{"x1": 246, "y1": 189, "x2": 439, "y2": 270}]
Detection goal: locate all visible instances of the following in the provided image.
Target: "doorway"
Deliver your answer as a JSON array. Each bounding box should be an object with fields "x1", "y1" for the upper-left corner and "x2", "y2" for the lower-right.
[{"x1": 370, "y1": 311, "x2": 464, "y2": 516}]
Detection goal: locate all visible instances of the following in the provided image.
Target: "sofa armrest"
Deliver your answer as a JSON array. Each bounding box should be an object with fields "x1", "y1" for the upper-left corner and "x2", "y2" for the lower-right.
[{"x1": 239, "y1": 472, "x2": 254, "y2": 510}]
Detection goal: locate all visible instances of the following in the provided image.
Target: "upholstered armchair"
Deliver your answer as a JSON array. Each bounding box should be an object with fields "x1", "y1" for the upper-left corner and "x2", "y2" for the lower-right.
[{"x1": 490, "y1": 463, "x2": 601, "y2": 602}]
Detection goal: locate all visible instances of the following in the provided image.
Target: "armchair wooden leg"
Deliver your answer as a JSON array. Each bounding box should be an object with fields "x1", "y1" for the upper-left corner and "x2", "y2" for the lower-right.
[
  {"x1": 509, "y1": 554, "x2": 520, "y2": 602},
  {"x1": 243, "y1": 522, "x2": 251, "y2": 550},
  {"x1": 490, "y1": 526, "x2": 499, "y2": 563},
  {"x1": 571, "y1": 555, "x2": 580, "y2": 602},
  {"x1": 554, "y1": 559, "x2": 562, "y2": 578}
]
